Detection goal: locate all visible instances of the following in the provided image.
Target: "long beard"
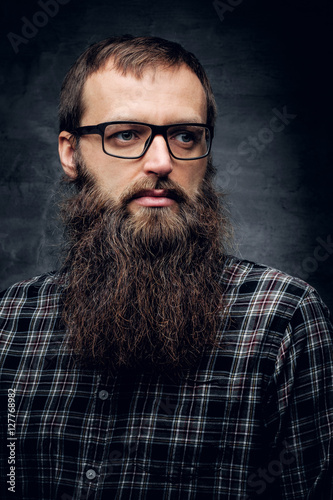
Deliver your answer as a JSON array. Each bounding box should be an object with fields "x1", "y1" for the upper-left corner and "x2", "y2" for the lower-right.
[{"x1": 60, "y1": 165, "x2": 232, "y2": 376}]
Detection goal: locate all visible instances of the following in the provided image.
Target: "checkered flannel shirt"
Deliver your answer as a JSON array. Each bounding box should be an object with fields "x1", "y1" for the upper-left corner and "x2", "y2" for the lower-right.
[{"x1": 0, "y1": 256, "x2": 332, "y2": 500}]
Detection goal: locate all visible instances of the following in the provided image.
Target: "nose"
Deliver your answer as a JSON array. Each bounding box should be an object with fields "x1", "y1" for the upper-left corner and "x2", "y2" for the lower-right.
[{"x1": 142, "y1": 134, "x2": 173, "y2": 177}]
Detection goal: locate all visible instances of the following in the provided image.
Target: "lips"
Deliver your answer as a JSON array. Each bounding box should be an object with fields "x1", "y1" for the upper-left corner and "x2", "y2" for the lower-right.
[
  {"x1": 132, "y1": 189, "x2": 173, "y2": 199},
  {"x1": 131, "y1": 189, "x2": 177, "y2": 207}
]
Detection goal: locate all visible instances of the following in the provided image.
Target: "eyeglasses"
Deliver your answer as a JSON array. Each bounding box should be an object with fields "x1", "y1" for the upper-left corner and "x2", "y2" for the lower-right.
[{"x1": 72, "y1": 121, "x2": 214, "y2": 160}]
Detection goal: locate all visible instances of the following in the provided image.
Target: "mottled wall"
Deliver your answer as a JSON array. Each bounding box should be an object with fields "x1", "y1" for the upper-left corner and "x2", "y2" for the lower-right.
[{"x1": 1, "y1": 0, "x2": 332, "y2": 311}]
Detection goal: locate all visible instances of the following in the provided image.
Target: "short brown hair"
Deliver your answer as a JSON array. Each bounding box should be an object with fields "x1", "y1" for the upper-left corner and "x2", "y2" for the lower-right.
[{"x1": 59, "y1": 35, "x2": 217, "y2": 133}]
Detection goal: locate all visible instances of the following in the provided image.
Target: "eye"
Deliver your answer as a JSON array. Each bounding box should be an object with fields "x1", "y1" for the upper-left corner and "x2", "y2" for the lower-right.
[
  {"x1": 175, "y1": 132, "x2": 194, "y2": 143},
  {"x1": 169, "y1": 128, "x2": 199, "y2": 148},
  {"x1": 112, "y1": 130, "x2": 138, "y2": 141},
  {"x1": 104, "y1": 124, "x2": 149, "y2": 144},
  {"x1": 170, "y1": 129, "x2": 196, "y2": 142},
  {"x1": 114, "y1": 130, "x2": 135, "y2": 141}
]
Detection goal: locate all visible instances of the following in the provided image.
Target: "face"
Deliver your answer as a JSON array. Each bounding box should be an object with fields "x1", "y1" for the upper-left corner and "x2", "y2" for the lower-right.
[{"x1": 59, "y1": 64, "x2": 208, "y2": 214}]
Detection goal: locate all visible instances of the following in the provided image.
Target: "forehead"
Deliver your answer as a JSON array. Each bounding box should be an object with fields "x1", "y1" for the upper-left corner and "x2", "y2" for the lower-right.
[{"x1": 81, "y1": 64, "x2": 207, "y2": 125}]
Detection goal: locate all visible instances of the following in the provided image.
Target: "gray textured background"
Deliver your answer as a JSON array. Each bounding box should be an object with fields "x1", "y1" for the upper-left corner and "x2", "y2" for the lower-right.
[{"x1": 0, "y1": 0, "x2": 332, "y2": 311}]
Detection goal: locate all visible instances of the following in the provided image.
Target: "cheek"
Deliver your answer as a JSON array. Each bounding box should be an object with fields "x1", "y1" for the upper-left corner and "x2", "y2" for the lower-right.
[
  {"x1": 176, "y1": 164, "x2": 206, "y2": 193},
  {"x1": 82, "y1": 157, "x2": 132, "y2": 195},
  {"x1": 99, "y1": 176, "x2": 130, "y2": 199}
]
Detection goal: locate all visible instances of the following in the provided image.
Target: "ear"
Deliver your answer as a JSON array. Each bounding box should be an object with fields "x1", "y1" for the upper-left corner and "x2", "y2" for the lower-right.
[{"x1": 58, "y1": 131, "x2": 78, "y2": 179}]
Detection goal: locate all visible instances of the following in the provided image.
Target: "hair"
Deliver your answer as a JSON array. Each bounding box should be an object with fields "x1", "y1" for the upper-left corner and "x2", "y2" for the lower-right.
[{"x1": 59, "y1": 35, "x2": 217, "y2": 133}]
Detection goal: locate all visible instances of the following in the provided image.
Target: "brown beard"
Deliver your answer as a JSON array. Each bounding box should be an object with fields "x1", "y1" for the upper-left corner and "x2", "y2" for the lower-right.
[{"x1": 60, "y1": 160, "x2": 232, "y2": 376}]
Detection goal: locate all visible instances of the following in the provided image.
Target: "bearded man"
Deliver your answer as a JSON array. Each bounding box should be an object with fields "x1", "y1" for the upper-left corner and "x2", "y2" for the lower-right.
[{"x1": 0, "y1": 35, "x2": 332, "y2": 500}]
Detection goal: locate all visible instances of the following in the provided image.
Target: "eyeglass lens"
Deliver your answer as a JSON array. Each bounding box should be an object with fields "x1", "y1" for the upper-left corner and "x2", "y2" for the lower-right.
[{"x1": 102, "y1": 123, "x2": 210, "y2": 159}]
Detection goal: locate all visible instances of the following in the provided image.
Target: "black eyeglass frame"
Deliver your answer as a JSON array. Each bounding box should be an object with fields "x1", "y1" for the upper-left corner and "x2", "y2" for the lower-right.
[{"x1": 71, "y1": 121, "x2": 214, "y2": 160}]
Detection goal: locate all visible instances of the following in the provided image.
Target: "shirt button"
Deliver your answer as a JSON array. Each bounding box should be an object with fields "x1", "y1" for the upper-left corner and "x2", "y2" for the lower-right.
[
  {"x1": 86, "y1": 469, "x2": 97, "y2": 480},
  {"x1": 98, "y1": 390, "x2": 109, "y2": 400}
]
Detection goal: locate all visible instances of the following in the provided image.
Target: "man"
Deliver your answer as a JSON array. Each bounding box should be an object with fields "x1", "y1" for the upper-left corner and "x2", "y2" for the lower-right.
[{"x1": 0, "y1": 35, "x2": 332, "y2": 500}]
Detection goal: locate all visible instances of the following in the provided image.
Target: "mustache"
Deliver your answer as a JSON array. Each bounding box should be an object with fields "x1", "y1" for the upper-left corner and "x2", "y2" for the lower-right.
[{"x1": 119, "y1": 177, "x2": 191, "y2": 206}]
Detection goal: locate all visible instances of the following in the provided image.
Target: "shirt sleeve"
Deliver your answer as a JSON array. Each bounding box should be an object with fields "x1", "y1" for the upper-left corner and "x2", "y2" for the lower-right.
[{"x1": 264, "y1": 288, "x2": 333, "y2": 499}]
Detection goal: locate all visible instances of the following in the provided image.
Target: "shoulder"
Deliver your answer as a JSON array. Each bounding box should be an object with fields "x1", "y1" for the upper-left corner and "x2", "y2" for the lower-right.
[
  {"x1": 0, "y1": 271, "x2": 67, "y2": 328},
  {"x1": 0, "y1": 272, "x2": 68, "y2": 374},
  {"x1": 221, "y1": 255, "x2": 332, "y2": 335},
  {"x1": 0, "y1": 271, "x2": 66, "y2": 302},
  {"x1": 222, "y1": 254, "x2": 322, "y2": 302}
]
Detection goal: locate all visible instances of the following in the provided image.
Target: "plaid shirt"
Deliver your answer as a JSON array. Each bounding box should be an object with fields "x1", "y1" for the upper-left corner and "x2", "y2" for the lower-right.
[{"x1": 0, "y1": 256, "x2": 332, "y2": 500}]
